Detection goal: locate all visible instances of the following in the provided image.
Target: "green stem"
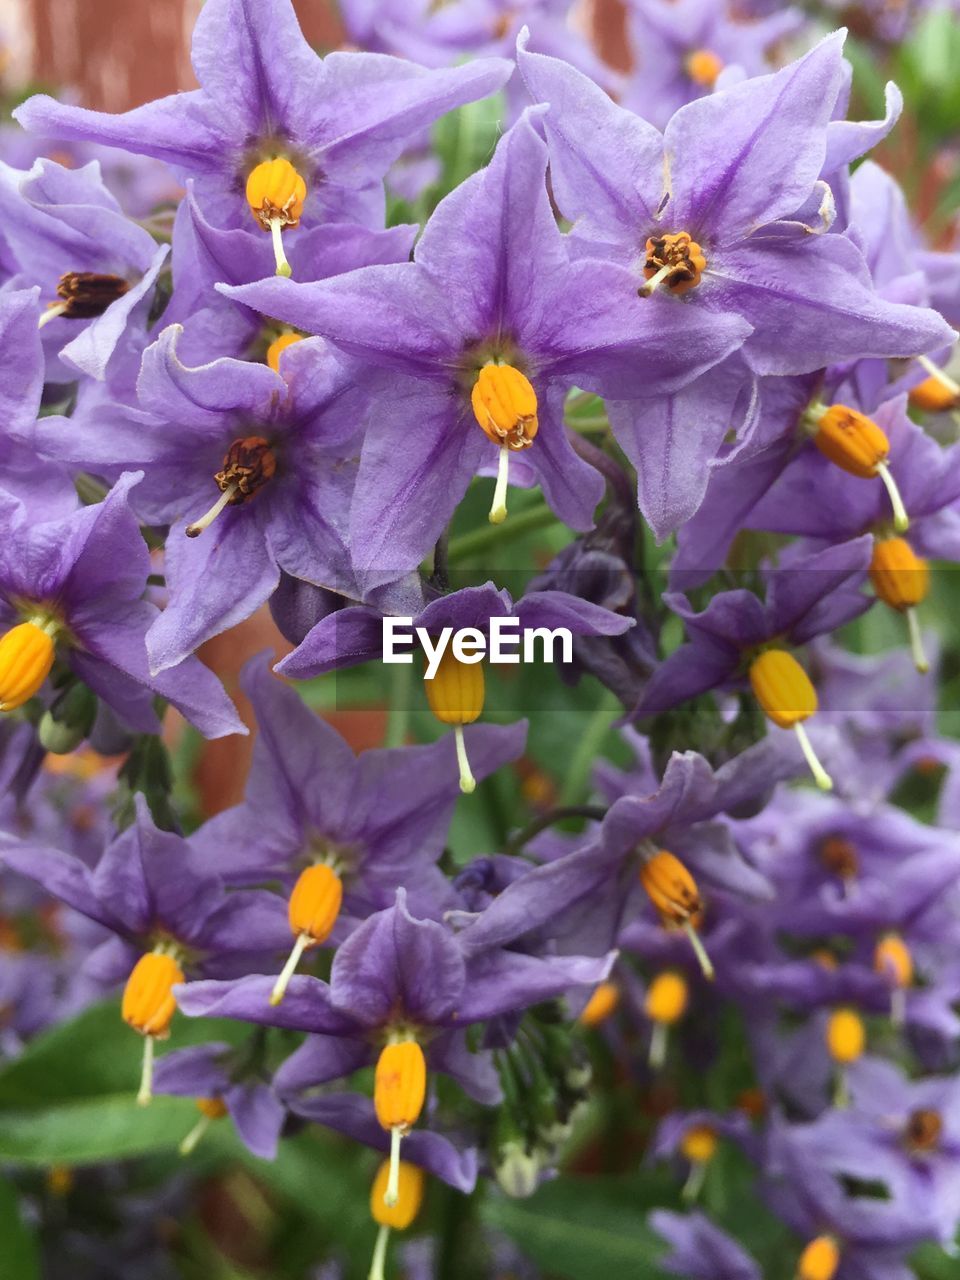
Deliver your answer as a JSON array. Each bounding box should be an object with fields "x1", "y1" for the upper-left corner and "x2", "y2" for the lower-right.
[
  {"x1": 448, "y1": 503, "x2": 556, "y2": 563},
  {"x1": 559, "y1": 691, "x2": 621, "y2": 806},
  {"x1": 383, "y1": 661, "x2": 413, "y2": 748},
  {"x1": 505, "y1": 804, "x2": 607, "y2": 856}
]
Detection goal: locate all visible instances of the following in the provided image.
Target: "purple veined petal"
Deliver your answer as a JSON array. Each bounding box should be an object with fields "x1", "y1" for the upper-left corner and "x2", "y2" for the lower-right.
[
  {"x1": 176, "y1": 974, "x2": 361, "y2": 1036},
  {"x1": 67, "y1": 650, "x2": 163, "y2": 735},
  {"x1": 195, "y1": 890, "x2": 292, "y2": 958},
  {"x1": 263, "y1": 461, "x2": 361, "y2": 599},
  {"x1": 516, "y1": 32, "x2": 665, "y2": 250},
  {"x1": 711, "y1": 235, "x2": 957, "y2": 376},
  {"x1": 0, "y1": 288, "x2": 44, "y2": 435},
  {"x1": 272, "y1": 1035, "x2": 373, "y2": 1095},
  {"x1": 455, "y1": 948, "x2": 617, "y2": 1022},
  {"x1": 414, "y1": 583, "x2": 512, "y2": 635},
  {"x1": 152, "y1": 1043, "x2": 232, "y2": 1099},
  {"x1": 766, "y1": 535, "x2": 873, "y2": 643},
  {"x1": 665, "y1": 32, "x2": 847, "y2": 244},
  {"x1": 823, "y1": 81, "x2": 903, "y2": 175},
  {"x1": 427, "y1": 1031, "x2": 502, "y2": 1105},
  {"x1": 225, "y1": 1080, "x2": 287, "y2": 1160},
  {"x1": 514, "y1": 589, "x2": 634, "y2": 637},
  {"x1": 651, "y1": 1209, "x2": 762, "y2": 1280},
  {"x1": 146, "y1": 513, "x2": 281, "y2": 675},
  {"x1": 277, "y1": 604, "x2": 384, "y2": 679},
  {"x1": 0, "y1": 836, "x2": 111, "y2": 930},
  {"x1": 330, "y1": 890, "x2": 466, "y2": 1028},
  {"x1": 54, "y1": 472, "x2": 150, "y2": 612},
  {"x1": 523, "y1": 386, "x2": 606, "y2": 533},
  {"x1": 632, "y1": 636, "x2": 740, "y2": 722},
  {"x1": 607, "y1": 355, "x2": 757, "y2": 541},
  {"x1": 287, "y1": 1092, "x2": 479, "y2": 1193}
]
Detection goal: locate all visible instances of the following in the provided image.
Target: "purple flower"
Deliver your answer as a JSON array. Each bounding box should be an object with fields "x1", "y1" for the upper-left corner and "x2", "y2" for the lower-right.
[
  {"x1": 14, "y1": 0, "x2": 512, "y2": 233},
  {"x1": 651, "y1": 1208, "x2": 762, "y2": 1279},
  {"x1": 219, "y1": 110, "x2": 749, "y2": 577},
  {"x1": 517, "y1": 32, "x2": 956, "y2": 535},
  {"x1": 0, "y1": 473, "x2": 243, "y2": 737},
  {"x1": 0, "y1": 158, "x2": 169, "y2": 380},
  {"x1": 30, "y1": 327, "x2": 368, "y2": 673}
]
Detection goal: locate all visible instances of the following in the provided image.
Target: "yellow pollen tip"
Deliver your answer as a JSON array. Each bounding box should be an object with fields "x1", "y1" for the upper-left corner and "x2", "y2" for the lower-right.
[
  {"x1": 121, "y1": 950, "x2": 183, "y2": 1039},
  {"x1": 267, "y1": 331, "x2": 304, "y2": 373},
  {"x1": 686, "y1": 48, "x2": 724, "y2": 86},
  {"x1": 196, "y1": 1096, "x2": 229, "y2": 1119},
  {"x1": 870, "y1": 537, "x2": 929, "y2": 611},
  {"x1": 641, "y1": 232, "x2": 706, "y2": 296},
  {"x1": 0, "y1": 621, "x2": 57, "y2": 711},
  {"x1": 370, "y1": 1159, "x2": 425, "y2": 1230},
  {"x1": 909, "y1": 374, "x2": 959, "y2": 413},
  {"x1": 288, "y1": 863, "x2": 343, "y2": 944},
  {"x1": 374, "y1": 1039, "x2": 427, "y2": 1134},
  {"x1": 874, "y1": 933, "x2": 913, "y2": 989},
  {"x1": 644, "y1": 970, "x2": 689, "y2": 1025},
  {"x1": 680, "y1": 1125, "x2": 718, "y2": 1165},
  {"x1": 578, "y1": 981, "x2": 620, "y2": 1027},
  {"x1": 471, "y1": 363, "x2": 539, "y2": 450},
  {"x1": 811, "y1": 404, "x2": 889, "y2": 478},
  {"x1": 826, "y1": 1007, "x2": 865, "y2": 1065},
  {"x1": 797, "y1": 1235, "x2": 840, "y2": 1280}
]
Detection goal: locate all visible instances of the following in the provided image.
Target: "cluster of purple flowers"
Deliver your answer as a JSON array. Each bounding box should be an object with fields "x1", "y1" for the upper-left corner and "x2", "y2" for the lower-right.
[{"x1": 1, "y1": 0, "x2": 960, "y2": 1276}]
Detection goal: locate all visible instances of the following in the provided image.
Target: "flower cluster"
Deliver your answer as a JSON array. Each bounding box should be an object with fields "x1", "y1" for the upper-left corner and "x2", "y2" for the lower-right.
[{"x1": 1, "y1": 1, "x2": 960, "y2": 1278}]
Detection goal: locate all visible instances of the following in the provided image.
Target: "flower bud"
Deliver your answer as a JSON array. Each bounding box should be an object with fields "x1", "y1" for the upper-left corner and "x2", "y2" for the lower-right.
[
  {"x1": 0, "y1": 621, "x2": 57, "y2": 712},
  {"x1": 374, "y1": 1040, "x2": 427, "y2": 1132},
  {"x1": 288, "y1": 863, "x2": 343, "y2": 944},
  {"x1": 370, "y1": 1159, "x2": 424, "y2": 1230},
  {"x1": 122, "y1": 951, "x2": 183, "y2": 1038},
  {"x1": 578, "y1": 981, "x2": 620, "y2": 1027},
  {"x1": 266, "y1": 331, "x2": 304, "y2": 373},
  {"x1": 495, "y1": 1141, "x2": 541, "y2": 1199},
  {"x1": 869, "y1": 537, "x2": 928, "y2": 611},
  {"x1": 797, "y1": 1235, "x2": 840, "y2": 1280},
  {"x1": 826, "y1": 1007, "x2": 864, "y2": 1065},
  {"x1": 644, "y1": 971, "x2": 689, "y2": 1025}
]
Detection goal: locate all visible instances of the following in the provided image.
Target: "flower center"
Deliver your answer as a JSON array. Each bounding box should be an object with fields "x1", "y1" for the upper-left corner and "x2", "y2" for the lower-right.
[
  {"x1": 374, "y1": 1037, "x2": 427, "y2": 1210},
  {"x1": 904, "y1": 1108, "x2": 942, "y2": 1153},
  {"x1": 870, "y1": 536, "x2": 930, "y2": 674},
  {"x1": 269, "y1": 863, "x2": 344, "y2": 1007},
  {"x1": 818, "y1": 835, "x2": 859, "y2": 881},
  {"x1": 640, "y1": 849, "x2": 714, "y2": 979},
  {"x1": 640, "y1": 232, "x2": 706, "y2": 297},
  {"x1": 578, "y1": 981, "x2": 620, "y2": 1027},
  {"x1": 424, "y1": 647, "x2": 485, "y2": 794},
  {"x1": 245, "y1": 157, "x2": 307, "y2": 278},
  {"x1": 0, "y1": 619, "x2": 58, "y2": 712},
  {"x1": 826, "y1": 1006, "x2": 864, "y2": 1065},
  {"x1": 186, "y1": 436, "x2": 277, "y2": 538},
  {"x1": 122, "y1": 946, "x2": 185, "y2": 1106},
  {"x1": 748, "y1": 649, "x2": 833, "y2": 791},
  {"x1": 471, "y1": 362, "x2": 539, "y2": 526},
  {"x1": 39, "y1": 271, "x2": 131, "y2": 328},
  {"x1": 805, "y1": 402, "x2": 909, "y2": 533},
  {"x1": 685, "y1": 48, "x2": 724, "y2": 86}
]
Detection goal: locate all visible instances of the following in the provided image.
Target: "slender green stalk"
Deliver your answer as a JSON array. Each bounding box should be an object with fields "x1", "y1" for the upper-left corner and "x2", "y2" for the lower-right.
[
  {"x1": 559, "y1": 691, "x2": 622, "y2": 805},
  {"x1": 384, "y1": 661, "x2": 413, "y2": 748},
  {"x1": 448, "y1": 503, "x2": 557, "y2": 563}
]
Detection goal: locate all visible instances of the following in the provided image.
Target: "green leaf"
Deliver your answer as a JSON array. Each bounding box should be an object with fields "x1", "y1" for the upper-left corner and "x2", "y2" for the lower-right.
[
  {"x1": 0, "y1": 1176, "x2": 40, "y2": 1278},
  {"x1": 0, "y1": 1000, "x2": 247, "y2": 1109},
  {"x1": 481, "y1": 1178, "x2": 672, "y2": 1280},
  {"x1": 0, "y1": 1095, "x2": 197, "y2": 1165}
]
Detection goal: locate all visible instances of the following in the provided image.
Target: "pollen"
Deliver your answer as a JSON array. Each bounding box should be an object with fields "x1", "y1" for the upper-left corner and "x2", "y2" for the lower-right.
[
  {"x1": 749, "y1": 649, "x2": 833, "y2": 791},
  {"x1": 266, "y1": 331, "x2": 304, "y2": 373},
  {"x1": 375, "y1": 1037, "x2": 427, "y2": 1209},
  {"x1": 38, "y1": 271, "x2": 131, "y2": 329},
  {"x1": 471, "y1": 363, "x2": 538, "y2": 524},
  {"x1": 686, "y1": 49, "x2": 724, "y2": 86},
  {"x1": 826, "y1": 1007, "x2": 865, "y2": 1065},
  {"x1": 640, "y1": 232, "x2": 706, "y2": 297},
  {"x1": 122, "y1": 950, "x2": 183, "y2": 1039},
  {"x1": 424, "y1": 648, "x2": 485, "y2": 794},
  {"x1": 640, "y1": 851, "x2": 714, "y2": 980},
  {"x1": 245, "y1": 157, "x2": 306, "y2": 277},
  {"x1": 186, "y1": 436, "x2": 277, "y2": 538},
  {"x1": 808, "y1": 403, "x2": 909, "y2": 532},
  {"x1": 797, "y1": 1236, "x2": 840, "y2": 1280},
  {"x1": 578, "y1": 981, "x2": 620, "y2": 1027},
  {"x1": 870, "y1": 537, "x2": 930, "y2": 673},
  {"x1": 270, "y1": 863, "x2": 344, "y2": 1006},
  {"x1": 0, "y1": 620, "x2": 57, "y2": 712},
  {"x1": 681, "y1": 1125, "x2": 717, "y2": 1165}
]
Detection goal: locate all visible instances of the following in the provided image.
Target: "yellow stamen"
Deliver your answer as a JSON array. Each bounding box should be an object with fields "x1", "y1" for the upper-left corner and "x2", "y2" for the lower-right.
[
  {"x1": 245, "y1": 157, "x2": 306, "y2": 278},
  {"x1": 748, "y1": 650, "x2": 832, "y2": 790},
  {"x1": 186, "y1": 436, "x2": 277, "y2": 537},
  {"x1": 424, "y1": 649, "x2": 485, "y2": 794},
  {"x1": 797, "y1": 1235, "x2": 840, "y2": 1280},
  {"x1": 179, "y1": 1096, "x2": 228, "y2": 1156},
  {"x1": 266, "y1": 331, "x2": 304, "y2": 373},
  {"x1": 640, "y1": 232, "x2": 706, "y2": 297},
  {"x1": 490, "y1": 443, "x2": 510, "y2": 525},
  {"x1": 639, "y1": 852, "x2": 714, "y2": 980},
  {"x1": 913, "y1": 355, "x2": 960, "y2": 409},
  {"x1": 578, "y1": 981, "x2": 620, "y2": 1027},
  {"x1": 680, "y1": 1125, "x2": 716, "y2": 1200},
  {"x1": 874, "y1": 933, "x2": 913, "y2": 1026},
  {"x1": 270, "y1": 864, "x2": 343, "y2": 1005},
  {"x1": 374, "y1": 1039, "x2": 427, "y2": 1207},
  {"x1": 471, "y1": 363, "x2": 538, "y2": 525},
  {"x1": 185, "y1": 484, "x2": 238, "y2": 538},
  {"x1": 826, "y1": 1007, "x2": 864, "y2": 1065},
  {"x1": 870, "y1": 537, "x2": 929, "y2": 673},
  {"x1": 122, "y1": 950, "x2": 184, "y2": 1106},
  {"x1": 686, "y1": 48, "x2": 724, "y2": 86},
  {"x1": 0, "y1": 620, "x2": 58, "y2": 711},
  {"x1": 808, "y1": 403, "x2": 909, "y2": 531}
]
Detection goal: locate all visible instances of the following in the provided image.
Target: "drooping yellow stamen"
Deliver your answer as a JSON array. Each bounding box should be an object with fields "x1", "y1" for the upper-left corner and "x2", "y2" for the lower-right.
[
  {"x1": 748, "y1": 649, "x2": 832, "y2": 791},
  {"x1": 639, "y1": 851, "x2": 714, "y2": 980},
  {"x1": 807, "y1": 403, "x2": 908, "y2": 532},
  {"x1": 870, "y1": 537, "x2": 930, "y2": 673},
  {"x1": 640, "y1": 232, "x2": 706, "y2": 297},
  {"x1": 578, "y1": 981, "x2": 620, "y2": 1027},
  {"x1": 122, "y1": 950, "x2": 184, "y2": 1106},
  {"x1": 179, "y1": 1095, "x2": 228, "y2": 1156},
  {"x1": 796, "y1": 1235, "x2": 840, "y2": 1280},
  {"x1": 186, "y1": 436, "x2": 277, "y2": 537},
  {"x1": 826, "y1": 1006, "x2": 864, "y2": 1105},
  {"x1": 874, "y1": 933, "x2": 913, "y2": 1026},
  {"x1": 368, "y1": 1159, "x2": 425, "y2": 1280},
  {"x1": 911, "y1": 355, "x2": 960, "y2": 410},
  {"x1": 471, "y1": 363, "x2": 538, "y2": 525},
  {"x1": 374, "y1": 1039, "x2": 427, "y2": 1208},
  {"x1": 0, "y1": 620, "x2": 58, "y2": 711},
  {"x1": 270, "y1": 863, "x2": 343, "y2": 1006},
  {"x1": 680, "y1": 1125, "x2": 717, "y2": 1200},
  {"x1": 644, "y1": 969, "x2": 689, "y2": 1068},
  {"x1": 423, "y1": 648, "x2": 485, "y2": 794},
  {"x1": 245, "y1": 157, "x2": 307, "y2": 277},
  {"x1": 686, "y1": 48, "x2": 724, "y2": 86},
  {"x1": 266, "y1": 331, "x2": 304, "y2": 373}
]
